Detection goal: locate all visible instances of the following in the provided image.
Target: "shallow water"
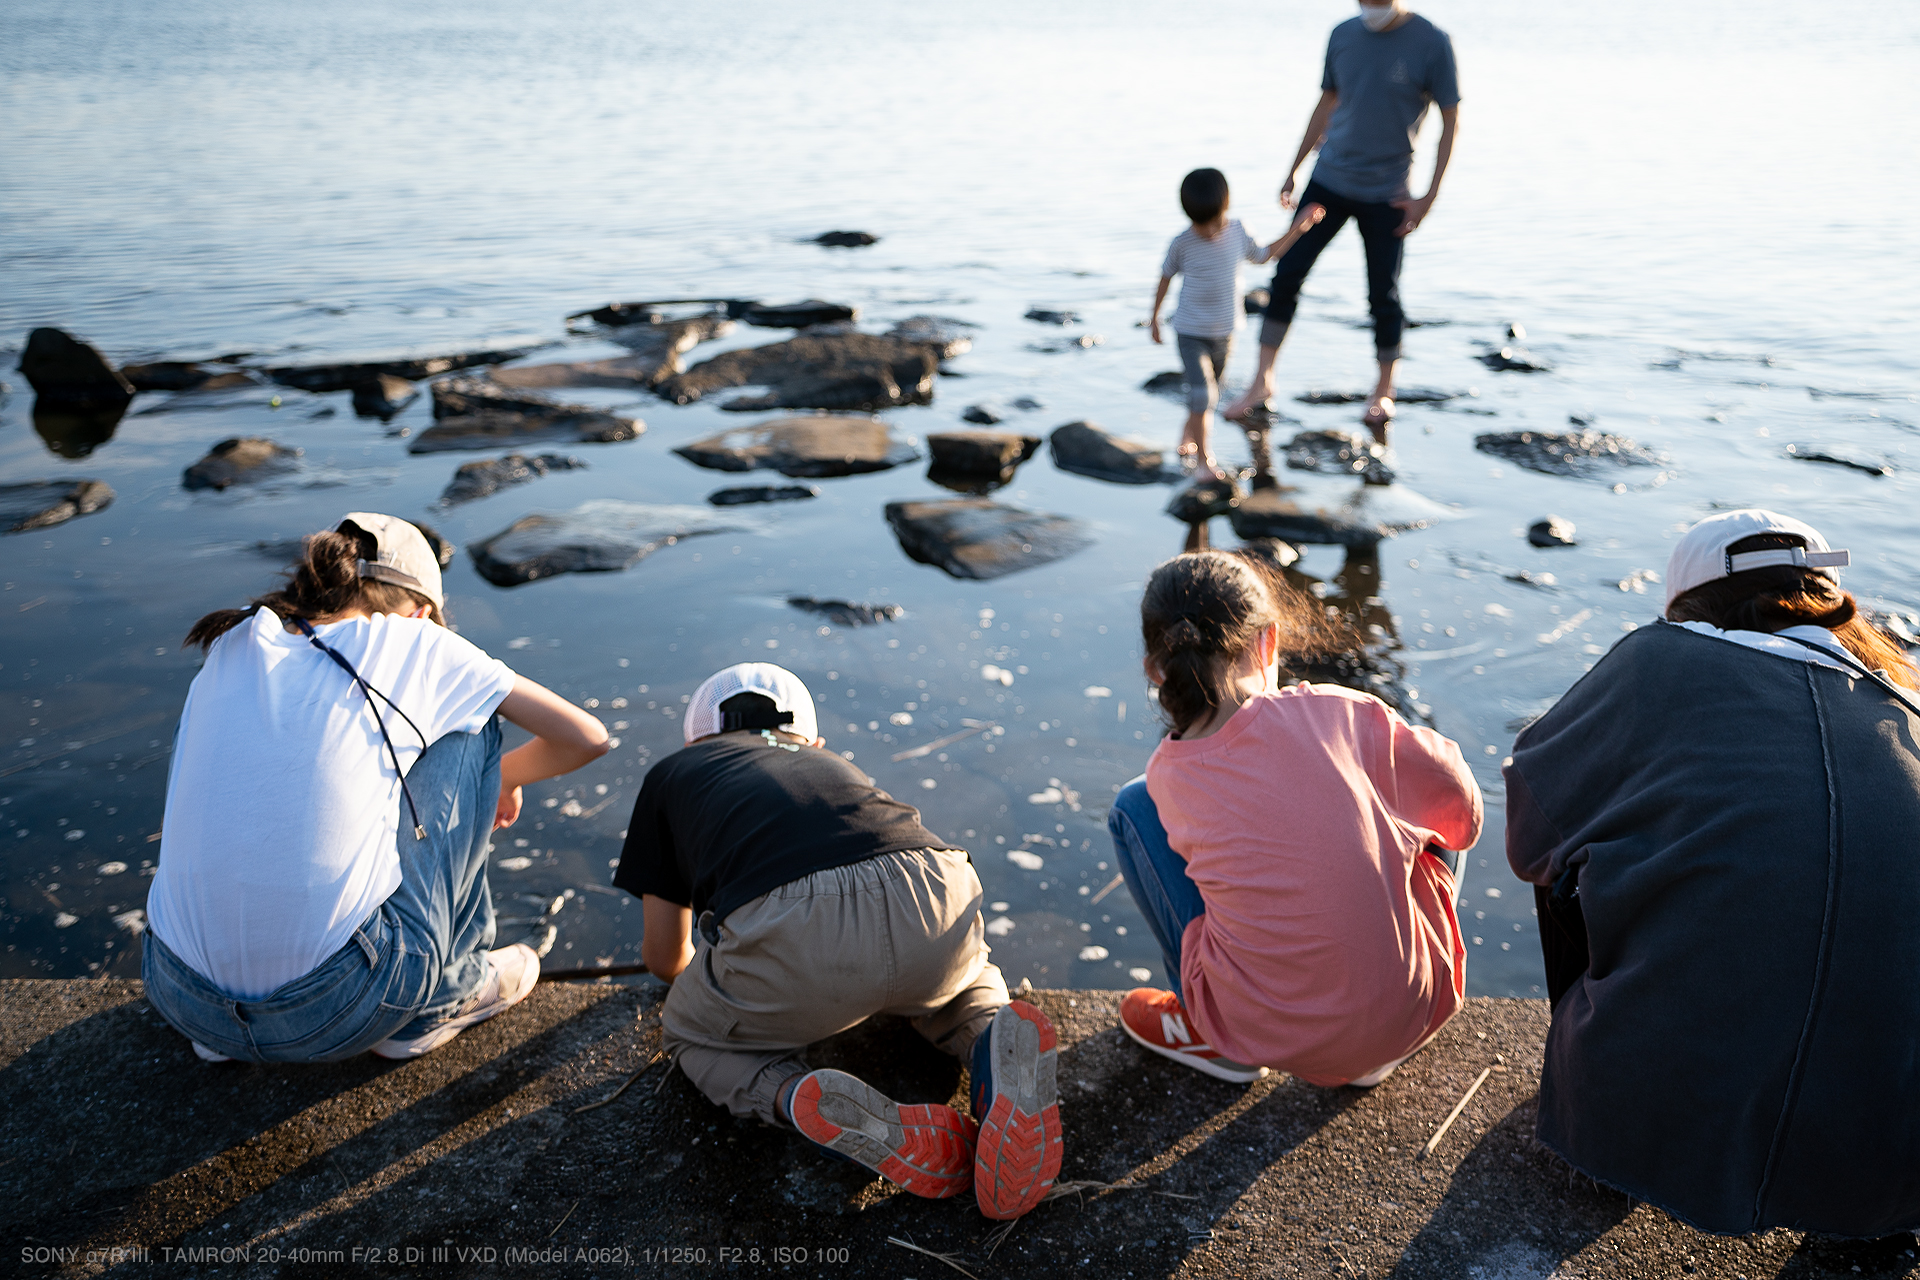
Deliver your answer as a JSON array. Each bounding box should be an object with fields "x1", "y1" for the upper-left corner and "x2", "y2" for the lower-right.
[{"x1": 3, "y1": 0, "x2": 1917, "y2": 997}]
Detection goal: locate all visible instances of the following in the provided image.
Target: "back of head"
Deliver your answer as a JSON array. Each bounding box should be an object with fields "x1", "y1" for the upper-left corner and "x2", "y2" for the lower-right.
[
  {"x1": 1180, "y1": 168, "x2": 1229, "y2": 224},
  {"x1": 684, "y1": 662, "x2": 819, "y2": 743}
]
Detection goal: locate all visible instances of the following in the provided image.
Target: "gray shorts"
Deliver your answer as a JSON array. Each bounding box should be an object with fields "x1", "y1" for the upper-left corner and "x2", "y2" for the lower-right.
[{"x1": 1176, "y1": 332, "x2": 1233, "y2": 414}]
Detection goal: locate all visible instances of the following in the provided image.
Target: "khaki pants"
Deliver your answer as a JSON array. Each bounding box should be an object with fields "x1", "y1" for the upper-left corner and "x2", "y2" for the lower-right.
[{"x1": 663, "y1": 847, "x2": 1008, "y2": 1126}]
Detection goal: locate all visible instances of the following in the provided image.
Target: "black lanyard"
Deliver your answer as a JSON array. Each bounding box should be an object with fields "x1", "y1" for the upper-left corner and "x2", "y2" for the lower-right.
[
  {"x1": 293, "y1": 616, "x2": 430, "y2": 840},
  {"x1": 1775, "y1": 632, "x2": 1920, "y2": 720}
]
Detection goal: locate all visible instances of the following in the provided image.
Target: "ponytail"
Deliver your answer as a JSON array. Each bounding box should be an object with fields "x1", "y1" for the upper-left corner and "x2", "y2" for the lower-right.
[{"x1": 185, "y1": 527, "x2": 443, "y2": 651}]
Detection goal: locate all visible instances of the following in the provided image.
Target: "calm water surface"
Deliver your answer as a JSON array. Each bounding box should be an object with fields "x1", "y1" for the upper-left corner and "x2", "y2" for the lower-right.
[{"x1": 3, "y1": 0, "x2": 1916, "y2": 995}]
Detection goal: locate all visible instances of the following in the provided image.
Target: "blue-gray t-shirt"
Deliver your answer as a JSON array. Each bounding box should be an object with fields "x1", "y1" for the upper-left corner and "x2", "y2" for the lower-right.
[{"x1": 1311, "y1": 14, "x2": 1460, "y2": 203}]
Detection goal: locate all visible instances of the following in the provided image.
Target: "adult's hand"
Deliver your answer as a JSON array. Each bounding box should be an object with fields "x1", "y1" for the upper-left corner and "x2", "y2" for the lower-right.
[
  {"x1": 1149, "y1": 316, "x2": 1163, "y2": 345},
  {"x1": 494, "y1": 783, "x2": 523, "y2": 830},
  {"x1": 1392, "y1": 193, "x2": 1435, "y2": 237},
  {"x1": 1279, "y1": 175, "x2": 1298, "y2": 210}
]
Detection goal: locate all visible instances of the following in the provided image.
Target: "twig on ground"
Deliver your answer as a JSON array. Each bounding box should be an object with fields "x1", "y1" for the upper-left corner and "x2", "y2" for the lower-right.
[
  {"x1": 885, "y1": 1236, "x2": 979, "y2": 1279},
  {"x1": 1043, "y1": 1178, "x2": 1197, "y2": 1203},
  {"x1": 984, "y1": 1214, "x2": 1024, "y2": 1258},
  {"x1": 891, "y1": 723, "x2": 997, "y2": 762},
  {"x1": 1088, "y1": 873, "x2": 1127, "y2": 905},
  {"x1": 547, "y1": 1199, "x2": 579, "y2": 1238},
  {"x1": 1419, "y1": 1065, "x2": 1493, "y2": 1159},
  {"x1": 573, "y1": 1052, "x2": 666, "y2": 1113}
]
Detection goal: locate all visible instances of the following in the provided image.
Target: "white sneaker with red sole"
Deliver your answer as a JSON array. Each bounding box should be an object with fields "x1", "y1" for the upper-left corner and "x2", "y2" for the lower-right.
[
  {"x1": 370, "y1": 942, "x2": 540, "y2": 1060},
  {"x1": 1119, "y1": 988, "x2": 1269, "y2": 1083}
]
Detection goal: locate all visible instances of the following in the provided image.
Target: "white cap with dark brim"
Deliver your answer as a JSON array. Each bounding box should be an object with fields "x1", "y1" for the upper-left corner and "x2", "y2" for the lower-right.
[
  {"x1": 1665, "y1": 508, "x2": 1850, "y2": 607},
  {"x1": 684, "y1": 663, "x2": 819, "y2": 744},
  {"x1": 338, "y1": 512, "x2": 446, "y2": 611}
]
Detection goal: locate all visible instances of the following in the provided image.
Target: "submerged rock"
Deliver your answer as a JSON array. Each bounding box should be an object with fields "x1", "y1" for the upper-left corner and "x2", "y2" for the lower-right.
[
  {"x1": 1475, "y1": 429, "x2": 1661, "y2": 478},
  {"x1": 883, "y1": 317, "x2": 975, "y2": 360},
  {"x1": 1142, "y1": 371, "x2": 1187, "y2": 400},
  {"x1": 1166, "y1": 476, "x2": 1241, "y2": 524},
  {"x1": 409, "y1": 378, "x2": 642, "y2": 453},
  {"x1": 266, "y1": 346, "x2": 534, "y2": 393},
  {"x1": 1029, "y1": 333, "x2": 1103, "y2": 352},
  {"x1": 1011, "y1": 395, "x2": 1045, "y2": 411},
  {"x1": 1296, "y1": 390, "x2": 1368, "y2": 406},
  {"x1": 1784, "y1": 444, "x2": 1892, "y2": 477},
  {"x1": 884, "y1": 498, "x2": 1092, "y2": 581},
  {"x1": 1048, "y1": 421, "x2": 1166, "y2": 485},
  {"x1": 962, "y1": 404, "x2": 1003, "y2": 425},
  {"x1": 675, "y1": 414, "x2": 920, "y2": 477},
  {"x1": 1024, "y1": 308, "x2": 1077, "y2": 326},
  {"x1": 788, "y1": 596, "x2": 902, "y2": 626},
  {"x1": 351, "y1": 374, "x2": 418, "y2": 419},
  {"x1": 1478, "y1": 346, "x2": 1552, "y2": 373},
  {"x1": 1529, "y1": 516, "x2": 1578, "y2": 548},
  {"x1": 17, "y1": 328, "x2": 134, "y2": 410},
  {"x1": 1284, "y1": 429, "x2": 1394, "y2": 485},
  {"x1": 31, "y1": 403, "x2": 125, "y2": 459},
  {"x1": 708, "y1": 484, "x2": 819, "y2": 506},
  {"x1": 120, "y1": 362, "x2": 252, "y2": 394},
  {"x1": 0, "y1": 480, "x2": 115, "y2": 534},
  {"x1": 496, "y1": 317, "x2": 733, "y2": 391},
  {"x1": 567, "y1": 299, "x2": 751, "y2": 327},
  {"x1": 440, "y1": 453, "x2": 588, "y2": 505},
  {"x1": 470, "y1": 501, "x2": 741, "y2": 586},
  {"x1": 741, "y1": 300, "x2": 858, "y2": 329},
  {"x1": 1228, "y1": 480, "x2": 1447, "y2": 547},
  {"x1": 182, "y1": 438, "x2": 301, "y2": 491},
  {"x1": 658, "y1": 331, "x2": 951, "y2": 412},
  {"x1": 928, "y1": 431, "x2": 1040, "y2": 476},
  {"x1": 813, "y1": 231, "x2": 878, "y2": 247}
]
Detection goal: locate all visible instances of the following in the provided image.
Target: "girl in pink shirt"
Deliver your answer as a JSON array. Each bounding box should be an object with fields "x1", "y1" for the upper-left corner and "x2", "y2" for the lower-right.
[{"x1": 1108, "y1": 549, "x2": 1481, "y2": 1087}]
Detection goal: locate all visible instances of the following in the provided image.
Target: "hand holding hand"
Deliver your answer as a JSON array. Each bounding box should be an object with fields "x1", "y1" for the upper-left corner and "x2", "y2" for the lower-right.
[
  {"x1": 493, "y1": 784, "x2": 523, "y2": 830},
  {"x1": 1391, "y1": 193, "x2": 1435, "y2": 237},
  {"x1": 1294, "y1": 203, "x2": 1326, "y2": 234}
]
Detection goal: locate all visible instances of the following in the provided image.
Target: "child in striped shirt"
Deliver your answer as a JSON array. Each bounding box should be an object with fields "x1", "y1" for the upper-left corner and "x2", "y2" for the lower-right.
[{"x1": 1150, "y1": 169, "x2": 1323, "y2": 481}]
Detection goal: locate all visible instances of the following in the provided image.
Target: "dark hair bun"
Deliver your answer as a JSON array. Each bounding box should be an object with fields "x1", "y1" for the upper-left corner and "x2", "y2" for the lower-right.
[{"x1": 1165, "y1": 618, "x2": 1205, "y2": 648}]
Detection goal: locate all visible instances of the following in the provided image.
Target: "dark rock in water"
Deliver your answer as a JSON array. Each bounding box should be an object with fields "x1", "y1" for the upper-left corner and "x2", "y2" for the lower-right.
[
  {"x1": 409, "y1": 378, "x2": 642, "y2": 453},
  {"x1": 1475, "y1": 429, "x2": 1661, "y2": 478},
  {"x1": 1029, "y1": 333, "x2": 1102, "y2": 352},
  {"x1": 1166, "y1": 476, "x2": 1241, "y2": 524},
  {"x1": 788, "y1": 596, "x2": 902, "y2": 626},
  {"x1": 675, "y1": 414, "x2": 920, "y2": 477},
  {"x1": 927, "y1": 464, "x2": 1017, "y2": 496},
  {"x1": 0, "y1": 480, "x2": 115, "y2": 533},
  {"x1": 1142, "y1": 371, "x2": 1187, "y2": 399},
  {"x1": 31, "y1": 402, "x2": 125, "y2": 459},
  {"x1": 1296, "y1": 389, "x2": 1369, "y2": 406},
  {"x1": 308, "y1": 407, "x2": 336, "y2": 419},
  {"x1": 182, "y1": 437, "x2": 301, "y2": 491},
  {"x1": 120, "y1": 362, "x2": 252, "y2": 394},
  {"x1": 884, "y1": 498, "x2": 1092, "y2": 581},
  {"x1": 498, "y1": 317, "x2": 733, "y2": 391},
  {"x1": 1048, "y1": 421, "x2": 1166, "y2": 485},
  {"x1": 1285, "y1": 429, "x2": 1394, "y2": 485},
  {"x1": 708, "y1": 484, "x2": 819, "y2": 507},
  {"x1": 883, "y1": 317, "x2": 974, "y2": 360},
  {"x1": 266, "y1": 346, "x2": 534, "y2": 393},
  {"x1": 351, "y1": 374, "x2": 418, "y2": 419},
  {"x1": 962, "y1": 404, "x2": 1003, "y2": 425},
  {"x1": 410, "y1": 520, "x2": 457, "y2": 569},
  {"x1": 1528, "y1": 516, "x2": 1577, "y2": 548},
  {"x1": 1784, "y1": 444, "x2": 1892, "y2": 477},
  {"x1": 1011, "y1": 395, "x2": 1045, "y2": 411},
  {"x1": 741, "y1": 300, "x2": 858, "y2": 329},
  {"x1": 658, "y1": 331, "x2": 948, "y2": 412},
  {"x1": 1568, "y1": 412, "x2": 1596, "y2": 427},
  {"x1": 1236, "y1": 536, "x2": 1301, "y2": 571},
  {"x1": 566, "y1": 299, "x2": 752, "y2": 327},
  {"x1": 1024, "y1": 308, "x2": 1077, "y2": 326},
  {"x1": 440, "y1": 453, "x2": 588, "y2": 505},
  {"x1": 470, "y1": 501, "x2": 740, "y2": 586},
  {"x1": 1227, "y1": 481, "x2": 1448, "y2": 547},
  {"x1": 929, "y1": 431, "x2": 1040, "y2": 476},
  {"x1": 1394, "y1": 387, "x2": 1465, "y2": 404},
  {"x1": 1478, "y1": 346, "x2": 1552, "y2": 373},
  {"x1": 1507, "y1": 322, "x2": 1527, "y2": 341},
  {"x1": 813, "y1": 231, "x2": 879, "y2": 247},
  {"x1": 1245, "y1": 288, "x2": 1271, "y2": 315},
  {"x1": 18, "y1": 328, "x2": 134, "y2": 410}
]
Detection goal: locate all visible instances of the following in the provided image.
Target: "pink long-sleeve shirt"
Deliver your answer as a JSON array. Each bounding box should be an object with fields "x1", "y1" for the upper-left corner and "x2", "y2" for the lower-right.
[{"x1": 1145, "y1": 682, "x2": 1482, "y2": 1086}]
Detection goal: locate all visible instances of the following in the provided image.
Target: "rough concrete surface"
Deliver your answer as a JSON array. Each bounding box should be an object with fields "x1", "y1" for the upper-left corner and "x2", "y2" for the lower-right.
[{"x1": 2, "y1": 982, "x2": 1912, "y2": 1279}]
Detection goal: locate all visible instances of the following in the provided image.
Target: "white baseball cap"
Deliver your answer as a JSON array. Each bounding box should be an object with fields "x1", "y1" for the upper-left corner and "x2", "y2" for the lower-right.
[
  {"x1": 1665, "y1": 509, "x2": 1850, "y2": 607},
  {"x1": 684, "y1": 663, "x2": 819, "y2": 744},
  {"x1": 338, "y1": 511, "x2": 445, "y2": 611}
]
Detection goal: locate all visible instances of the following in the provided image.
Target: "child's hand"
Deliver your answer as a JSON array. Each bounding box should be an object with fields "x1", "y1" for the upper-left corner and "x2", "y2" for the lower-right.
[
  {"x1": 1294, "y1": 203, "x2": 1327, "y2": 234},
  {"x1": 1150, "y1": 316, "x2": 1163, "y2": 344}
]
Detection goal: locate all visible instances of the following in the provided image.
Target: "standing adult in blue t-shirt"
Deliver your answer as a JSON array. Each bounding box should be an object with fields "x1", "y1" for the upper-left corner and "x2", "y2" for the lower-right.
[{"x1": 1223, "y1": 1, "x2": 1460, "y2": 448}]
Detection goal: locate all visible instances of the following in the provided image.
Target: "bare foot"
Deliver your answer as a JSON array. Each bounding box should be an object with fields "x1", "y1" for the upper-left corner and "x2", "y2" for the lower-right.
[
  {"x1": 1221, "y1": 391, "x2": 1267, "y2": 423},
  {"x1": 1362, "y1": 394, "x2": 1395, "y2": 445}
]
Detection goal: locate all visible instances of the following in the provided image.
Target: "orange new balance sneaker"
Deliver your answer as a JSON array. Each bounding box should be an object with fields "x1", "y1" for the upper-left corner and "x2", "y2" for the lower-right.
[
  {"x1": 1119, "y1": 988, "x2": 1269, "y2": 1083},
  {"x1": 787, "y1": 1069, "x2": 976, "y2": 1199},
  {"x1": 970, "y1": 1000, "x2": 1064, "y2": 1220}
]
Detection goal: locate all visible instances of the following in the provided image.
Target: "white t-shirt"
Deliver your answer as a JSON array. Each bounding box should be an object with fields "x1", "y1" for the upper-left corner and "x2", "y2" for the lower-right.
[
  {"x1": 147, "y1": 609, "x2": 516, "y2": 999},
  {"x1": 1161, "y1": 219, "x2": 1264, "y2": 339}
]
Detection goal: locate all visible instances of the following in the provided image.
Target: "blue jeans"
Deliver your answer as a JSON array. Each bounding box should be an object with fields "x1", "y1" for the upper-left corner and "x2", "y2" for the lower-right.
[
  {"x1": 1260, "y1": 178, "x2": 1407, "y2": 363},
  {"x1": 1107, "y1": 776, "x2": 1206, "y2": 1000},
  {"x1": 143, "y1": 718, "x2": 503, "y2": 1062}
]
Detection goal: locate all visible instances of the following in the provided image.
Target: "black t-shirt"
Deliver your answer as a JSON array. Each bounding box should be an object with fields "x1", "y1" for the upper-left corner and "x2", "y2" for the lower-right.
[{"x1": 613, "y1": 732, "x2": 957, "y2": 922}]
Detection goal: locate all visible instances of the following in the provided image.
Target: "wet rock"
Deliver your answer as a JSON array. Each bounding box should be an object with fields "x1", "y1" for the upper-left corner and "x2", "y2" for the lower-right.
[
  {"x1": 1784, "y1": 444, "x2": 1892, "y2": 477},
  {"x1": 884, "y1": 498, "x2": 1092, "y2": 581},
  {"x1": 17, "y1": 328, "x2": 134, "y2": 410},
  {"x1": 351, "y1": 374, "x2": 418, "y2": 419},
  {"x1": 265, "y1": 346, "x2": 534, "y2": 393},
  {"x1": 440, "y1": 453, "x2": 588, "y2": 505},
  {"x1": 1011, "y1": 396, "x2": 1045, "y2": 411},
  {"x1": 1228, "y1": 480, "x2": 1449, "y2": 547},
  {"x1": 567, "y1": 299, "x2": 752, "y2": 327},
  {"x1": 741, "y1": 300, "x2": 858, "y2": 329},
  {"x1": 883, "y1": 317, "x2": 974, "y2": 360},
  {"x1": 1568, "y1": 412, "x2": 1596, "y2": 427},
  {"x1": 788, "y1": 596, "x2": 902, "y2": 626},
  {"x1": 813, "y1": 231, "x2": 878, "y2": 247},
  {"x1": 928, "y1": 431, "x2": 1040, "y2": 476},
  {"x1": 498, "y1": 317, "x2": 734, "y2": 391},
  {"x1": 962, "y1": 404, "x2": 1003, "y2": 425},
  {"x1": 0, "y1": 480, "x2": 115, "y2": 534},
  {"x1": 470, "y1": 501, "x2": 741, "y2": 586},
  {"x1": 1475, "y1": 429, "x2": 1662, "y2": 478},
  {"x1": 1048, "y1": 421, "x2": 1166, "y2": 485},
  {"x1": 1166, "y1": 476, "x2": 1241, "y2": 524},
  {"x1": 120, "y1": 362, "x2": 252, "y2": 394},
  {"x1": 708, "y1": 484, "x2": 819, "y2": 506},
  {"x1": 182, "y1": 438, "x2": 301, "y2": 491},
  {"x1": 1528, "y1": 516, "x2": 1577, "y2": 548},
  {"x1": 409, "y1": 378, "x2": 642, "y2": 453},
  {"x1": 1245, "y1": 288, "x2": 1271, "y2": 315},
  {"x1": 1478, "y1": 346, "x2": 1552, "y2": 373},
  {"x1": 1395, "y1": 387, "x2": 1465, "y2": 404},
  {"x1": 1284, "y1": 429, "x2": 1394, "y2": 485},
  {"x1": 674, "y1": 414, "x2": 920, "y2": 477},
  {"x1": 1024, "y1": 308, "x2": 1077, "y2": 325},
  {"x1": 1029, "y1": 333, "x2": 1102, "y2": 352},
  {"x1": 1296, "y1": 390, "x2": 1368, "y2": 406},
  {"x1": 1142, "y1": 371, "x2": 1187, "y2": 400},
  {"x1": 31, "y1": 403, "x2": 125, "y2": 459},
  {"x1": 658, "y1": 332, "x2": 948, "y2": 412}
]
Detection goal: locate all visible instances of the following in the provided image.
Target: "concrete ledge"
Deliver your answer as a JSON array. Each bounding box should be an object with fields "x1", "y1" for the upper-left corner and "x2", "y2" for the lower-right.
[{"x1": 1, "y1": 981, "x2": 1909, "y2": 1278}]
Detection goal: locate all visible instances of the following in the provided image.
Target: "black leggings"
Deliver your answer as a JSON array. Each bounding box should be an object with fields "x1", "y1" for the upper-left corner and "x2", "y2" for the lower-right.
[{"x1": 1260, "y1": 178, "x2": 1406, "y2": 362}]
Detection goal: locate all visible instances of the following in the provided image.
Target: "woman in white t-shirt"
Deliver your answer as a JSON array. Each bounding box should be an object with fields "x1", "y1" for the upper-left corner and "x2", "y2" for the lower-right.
[{"x1": 144, "y1": 513, "x2": 608, "y2": 1063}]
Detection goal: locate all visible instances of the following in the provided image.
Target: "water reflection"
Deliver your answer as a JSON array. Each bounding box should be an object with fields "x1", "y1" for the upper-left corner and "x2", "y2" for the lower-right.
[{"x1": 32, "y1": 400, "x2": 127, "y2": 459}]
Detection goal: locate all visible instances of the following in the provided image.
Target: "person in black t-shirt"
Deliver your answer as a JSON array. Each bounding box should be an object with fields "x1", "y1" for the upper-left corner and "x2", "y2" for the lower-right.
[{"x1": 614, "y1": 663, "x2": 1064, "y2": 1220}]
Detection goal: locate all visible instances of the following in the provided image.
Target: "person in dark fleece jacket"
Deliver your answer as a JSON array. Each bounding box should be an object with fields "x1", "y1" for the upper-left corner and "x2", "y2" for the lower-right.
[{"x1": 1506, "y1": 509, "x2": 1920, "y2": 1239}]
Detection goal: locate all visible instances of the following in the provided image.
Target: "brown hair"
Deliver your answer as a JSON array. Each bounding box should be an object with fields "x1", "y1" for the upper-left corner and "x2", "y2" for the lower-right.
[
  {"x1": 1666, "y1": 532, "x2": 1918, "y2": 690},
  {"x1": 185, "y1": 528, "x2": 444, "y2": 651},
  {"x1": 1141, "y1": 549, "x2": 1352, "y2": 736}
]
